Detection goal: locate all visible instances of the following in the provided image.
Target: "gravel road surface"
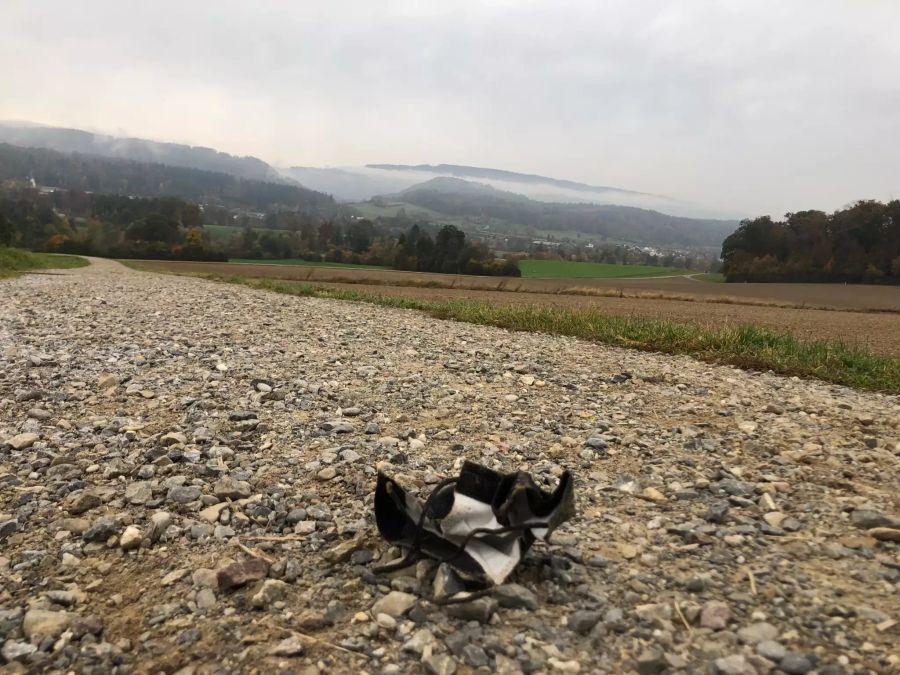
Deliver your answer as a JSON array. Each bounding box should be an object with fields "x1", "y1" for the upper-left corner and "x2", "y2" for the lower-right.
[{"x1": 1, "y1": 259, "x2": 898, "y2": 674}]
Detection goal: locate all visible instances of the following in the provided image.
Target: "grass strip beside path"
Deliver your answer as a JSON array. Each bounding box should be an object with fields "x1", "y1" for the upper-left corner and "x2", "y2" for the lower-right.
[
  {"x1": 229, "y1": 258, "x2": 388, "y2": 270},
  {"x1": 0, "y1": 248, "x2": 88, "y2": 279},
  {"x1": 174, "y1": 272, "x2": 900, "y2": 393}
]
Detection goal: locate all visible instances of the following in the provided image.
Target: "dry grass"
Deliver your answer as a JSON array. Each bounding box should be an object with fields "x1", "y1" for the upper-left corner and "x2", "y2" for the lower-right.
[
  {"x1": 556, "y1": 285, "x2": 842, "y2": 310},
  {"x1": 159, "y1": 270, "x2": 900, "y2": 393},
  {"x1": 126, "y1": 259, "x2": 899, "y2": 314}
]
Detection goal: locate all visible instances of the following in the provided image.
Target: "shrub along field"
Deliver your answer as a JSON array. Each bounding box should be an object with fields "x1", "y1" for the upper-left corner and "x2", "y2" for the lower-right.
[
  {"x1": 517, "y1": 260, "x2": 687, "y2": 278},
  {"x1": 0, "y1": 247, "x2": 87, "y2": 279}
]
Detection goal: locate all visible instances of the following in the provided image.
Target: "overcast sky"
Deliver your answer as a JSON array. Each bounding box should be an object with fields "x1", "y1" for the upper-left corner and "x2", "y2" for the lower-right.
[{"x1": 1, "y1": 0, "x2": 898, "y2": 217}]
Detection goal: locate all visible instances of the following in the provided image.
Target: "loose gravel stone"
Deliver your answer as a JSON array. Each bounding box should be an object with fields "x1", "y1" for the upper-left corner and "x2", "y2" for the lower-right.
[
  {"x1": 1, "y1": 640, "x2": 37, "y2": 662},
  {"x1": 82, "y1": 517, "x2": 120, "y2": 542},
  {"x1": 0, "y1": 519, "x2": 18, "y2": 539},
  {"x1": 567, "y1": 610, "x2": 603, "y2": 635},
  {"x1": 700, "y1": 601, "x2": 732, "y2": 630},
  {"x1": 22, "y1": 609, "x2": 71, "y2": 640},
  {"x1": 66, "y1": 492, "x2": 102, "y2": 515},
  {"x1": 167, "y1": 486, "x2": 202, "y2": 503},
  {"x1": 217, "y1": 559, "x2": 270, "y2": 591},
  {"x1": 8, "y1": 432, "x2": 39, "y2": 450},
  {"x1": 196, "y1": 588, "x2": 217, "y2": 609},
  {"x1": 268, "y1": 636, "x2": 305, "y2": 657},
  {"x1": 371, "y1": 591, "x2": 417, "y2": 618},
  {"x1": 636, "y1": 648, "x2": 668, "y2": 675},
  {"x1": 714, "y1": 654, "x2": 755, "y2": 675},
  {"x1": 125, "y1": 481, "x2": 152, "y2": 505},
  {"x1": 146, "y1": 511, "x2": 172, "y2": 542},
  {"x1": 444, "y1": 597, "x2": 497, "y2": 623},
  {"x1": 213, "y1": 476, "x2": 252, "y2": 500},
  {"x1": 850, "y1": 509, "x2": 899, "y2": 529},
  {"x1": 868, "y1": 527, "x2": 900, "y2": 542},
  {"x1": 424, "y1": 654, "x2": 457, "y2": 675},
  {"x1": 251, "y1": 579, "x2": 288, "y2": 609},
  {"x1": 494, "y1": 583, "x2": 539, "y2": 610},
  {"x1": 0, "y1": 258, "x2": 896, "y2": 674},
  {"x1": 737, "y1": 622, "x2": 779, "y2": 645},
  {"x1": 756, "y1": 640, "x2": 787, "y2": 661},
  {"x1": 120, "y1": 525, "x2": 142, "y2": 551},
  {"x1": 779, "y1": 654, "x2": 815, "y2": 674}
]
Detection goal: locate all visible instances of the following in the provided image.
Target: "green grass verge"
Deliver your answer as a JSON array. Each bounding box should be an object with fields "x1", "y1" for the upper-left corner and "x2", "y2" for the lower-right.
[
  {"x1": 0, "y1": 247, "x2": 88, "y2": 279},
  {"x1": 191, "y1": 273, "x2": 900, "y2": 393},
  {"x1": 229, "y1": 258, "x2": 387, "y2": 270},
  {"x1": 518, "y1": 260, "x2": 687, "y2": 279},
  {"x1": 202, "y1": 224, "x2": 240, "y2": 241}
]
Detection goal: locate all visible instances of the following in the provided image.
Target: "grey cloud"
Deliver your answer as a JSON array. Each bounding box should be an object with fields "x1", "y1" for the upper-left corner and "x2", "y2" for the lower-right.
[{"x1": 1, "y1": 0, "x2": 898, "y2": 217}]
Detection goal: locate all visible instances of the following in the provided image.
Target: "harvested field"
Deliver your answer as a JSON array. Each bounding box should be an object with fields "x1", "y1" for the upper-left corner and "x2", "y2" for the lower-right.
[
  {"x1": 129, "y1": 261, "x2": 900, "y2": 356},
  {"x1": 231, "y1": 258, "x2": 388, "y2": 270},
  {"x1": 130, "y1": 260, "x2": 900, "y2": 312},
  {"x1": 259, "y1": 280, "x2": 900, "y2": 357}
]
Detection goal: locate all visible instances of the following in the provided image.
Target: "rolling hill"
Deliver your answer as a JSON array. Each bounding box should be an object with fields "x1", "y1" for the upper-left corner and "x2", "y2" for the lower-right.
[
  {"x1": 0, "y1": 143, "x2": 337, "y2": 214},
  {"x1": 282, "y1": 162, "x2": 730, "y2": 220},
  {"x1": 0, "y1": 122, "x2": 737, "y2": 247},
  {"x1": 384, "y1": 177, "x2": 737, "y2": 249},
  {"x1": 368, "y1": 163, "x2": 655, "y2": 198},
  {"x1": 0, "y1": 122, "x2": 287, "y2": 184}
]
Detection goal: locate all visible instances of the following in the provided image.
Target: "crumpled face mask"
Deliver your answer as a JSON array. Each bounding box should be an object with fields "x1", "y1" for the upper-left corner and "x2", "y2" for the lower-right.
[{"x1": 373, "y1": 460, "x2": 575, "y2": 588}]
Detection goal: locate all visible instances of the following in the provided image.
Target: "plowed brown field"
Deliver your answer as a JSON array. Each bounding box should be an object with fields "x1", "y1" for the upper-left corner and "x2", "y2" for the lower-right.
[{"x1": 130, "y1": 260, "x2": 900, "y2": 355}]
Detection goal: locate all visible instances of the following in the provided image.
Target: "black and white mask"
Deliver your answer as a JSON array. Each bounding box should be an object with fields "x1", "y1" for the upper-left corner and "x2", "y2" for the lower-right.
[{"x1": 374, "y1": 461, "x2": 575, "y2": 586}]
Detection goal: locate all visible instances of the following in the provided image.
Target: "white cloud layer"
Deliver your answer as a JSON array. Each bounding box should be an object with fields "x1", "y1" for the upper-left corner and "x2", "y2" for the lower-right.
[{"x1": 1, "y1": 0, "x2": 898, "y2": 217}]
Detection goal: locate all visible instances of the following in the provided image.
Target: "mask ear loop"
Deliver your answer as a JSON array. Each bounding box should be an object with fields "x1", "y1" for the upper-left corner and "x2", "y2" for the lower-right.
[
  {"x1": 430, "y1": 522, "x2": 536, "y2": 605},
  {"x1": 434, "y1": 523, "x2": 535, "y2": 566},
  {"x1": 372, "y1": 476, "x2": 459, "y2": 575},
  {"x1": 373, "y1": 479, "x2": 550, "y2": 605}
]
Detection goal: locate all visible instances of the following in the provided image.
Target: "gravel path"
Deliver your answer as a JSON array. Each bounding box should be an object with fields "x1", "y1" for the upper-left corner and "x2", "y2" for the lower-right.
[{"x1": 1, "y1": 259, "x2": 898, "y2": 674}]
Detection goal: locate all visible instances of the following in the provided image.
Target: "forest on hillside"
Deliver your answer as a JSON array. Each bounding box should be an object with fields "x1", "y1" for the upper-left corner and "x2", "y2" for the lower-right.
[
  {"x1": 0, "y1": 143, "x2": 336, "y2": 215},
  {"x1": 0, "y1": 124, "x2": 283, "y2": 182},
  {"x1": 721, "y1": 200, "x2": 900, "y2": 284},
  {"x1": 394, "y1": 178, "x2": 736, "y2": 249}
]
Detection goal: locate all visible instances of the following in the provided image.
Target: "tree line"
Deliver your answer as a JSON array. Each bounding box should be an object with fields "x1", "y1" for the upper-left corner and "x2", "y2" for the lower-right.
[
  {"x1": 721, "y1": 200, "x2": 900, "y2": 284},
  {"x1": 214, "y1": 220, "x2": 518, "y2": 275},
  {"x1": 0, "y1": 185, "x2": 519, "y2": 275},
  {"x1": 0, "y1": 188, "x2": 225, "y2": 261}
]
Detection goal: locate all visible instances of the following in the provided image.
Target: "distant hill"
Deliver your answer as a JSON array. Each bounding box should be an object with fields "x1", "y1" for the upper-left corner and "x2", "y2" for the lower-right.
[
  {"x1": 389, "y1": 177, "x2": 737, "y2": 248},
  {"x1": 282, "y1": 166, "x2": 418, "y2": 202},
  {"x1": 0, "y1": 143, "x2": 336, "y2": 215},
  {"x1": 0, "y1": 122, "x2": 287, "y2": 184},
  {"x1": 368, "y1": 163, "x2": 655, "y2": 198},
  {"x1": 283, "y1": 162, "x2": 727, "y2": 220}
]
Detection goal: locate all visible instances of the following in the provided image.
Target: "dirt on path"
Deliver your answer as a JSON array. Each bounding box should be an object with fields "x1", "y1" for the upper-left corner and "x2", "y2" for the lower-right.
[{"x1": 1, "y1": 258, "x2": 898, "y2": 673}]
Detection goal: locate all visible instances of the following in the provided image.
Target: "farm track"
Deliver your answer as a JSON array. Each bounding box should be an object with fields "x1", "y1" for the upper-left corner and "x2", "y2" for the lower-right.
[{"x1": 1, "y1": 258, "x2": 898, "y2": 674}]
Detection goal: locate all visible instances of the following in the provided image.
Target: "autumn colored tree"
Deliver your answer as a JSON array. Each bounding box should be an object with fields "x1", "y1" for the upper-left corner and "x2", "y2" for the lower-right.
[{"x1": 721, "y1": 200, "x2": 899, "y2": 284}]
